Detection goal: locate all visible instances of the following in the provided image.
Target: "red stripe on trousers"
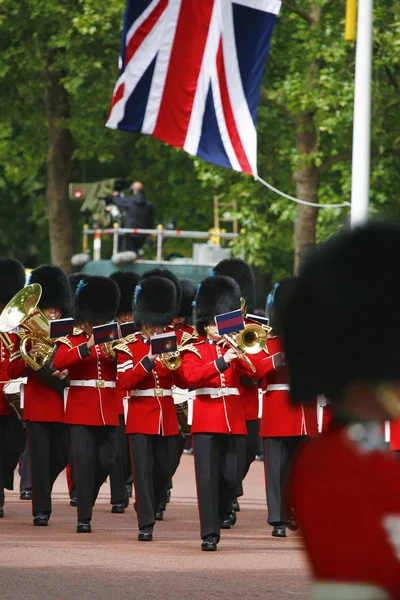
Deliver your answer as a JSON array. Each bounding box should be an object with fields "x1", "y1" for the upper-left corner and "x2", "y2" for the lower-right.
[
  {"x1": 125, "y1": 0, "x2": 168, "y2": 65},
  {"x1": 153, "y1": 0, "x2": 215, "y2": 147},
  {"x1": 216, "y1": 41, "x2": 253, "y2": 175}
]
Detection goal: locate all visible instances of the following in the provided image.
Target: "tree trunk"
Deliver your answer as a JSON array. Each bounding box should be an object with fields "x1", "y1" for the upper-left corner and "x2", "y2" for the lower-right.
[
  {"x1": 44, "y1": 62, "x2": 74, "y2": 273},
  {"x1": 293, "y1": 112, "x2": 319, "y2": 273}
]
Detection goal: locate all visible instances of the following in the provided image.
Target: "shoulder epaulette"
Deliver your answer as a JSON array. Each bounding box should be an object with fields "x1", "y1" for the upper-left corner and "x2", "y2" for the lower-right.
[
  {"x1": 57, "y1": 337, "x2": 73, "y2": 348},
  {"x1": 113, "y1": 342, "x2": 133, "y2": 357},
  {"x1": 124, "y1": 333, "x2": 138, "y2": 344},
  {"x1": 179, "y1": 344, "x2": 202, "y2": 359},
  {"x1": 73, "y1": 327, "x2": 83, "y2": 336}
]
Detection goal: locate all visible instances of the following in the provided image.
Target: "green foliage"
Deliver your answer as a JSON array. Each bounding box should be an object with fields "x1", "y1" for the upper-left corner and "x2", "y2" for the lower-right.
[{"x1": 0, "y1": 0, "x2": 399, "y2": 282}]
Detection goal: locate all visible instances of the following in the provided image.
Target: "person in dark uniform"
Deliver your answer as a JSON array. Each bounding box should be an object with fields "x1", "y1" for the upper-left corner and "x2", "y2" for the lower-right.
[
  {"x1": 114, "y1": 274, "x2": 186, "y2": 542},
  {"x1": 113, "y1": 182, "x2": 155, "y2": 255},
  {"x1": 212, "y1": 258, "x2": 264, "y2": 516},
  {"x1": 283, "y1": 222, "x2": 400, "y2": 598},
  {"x1": 260, "y1": 278, "x2": 318, "y2": 538},
  {"x1": 108, "y1": 270, "x2": 139, "y2": 514},
  {"x1": 0, "y1": 258, "x2": 27, "y2": 517},
  {"x1": 180, "y1": 275, "x2": 264, "y2": 551},
  {"x1": 53, "y1": 276, "x2": 120, "y2": 533},
  {"x1": 8, "y1": 265, "x2": 71, "y2": 526}
]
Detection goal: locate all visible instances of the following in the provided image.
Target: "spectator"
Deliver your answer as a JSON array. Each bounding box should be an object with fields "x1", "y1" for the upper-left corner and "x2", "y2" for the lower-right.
[{"x1": 113, "y1": 182, "x2": 155, "y2": 255}]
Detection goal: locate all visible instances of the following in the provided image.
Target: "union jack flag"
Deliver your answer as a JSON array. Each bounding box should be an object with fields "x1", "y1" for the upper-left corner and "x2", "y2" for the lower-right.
[{"x1": 106, "y1": 0, "x2": 282, "y2": 176}]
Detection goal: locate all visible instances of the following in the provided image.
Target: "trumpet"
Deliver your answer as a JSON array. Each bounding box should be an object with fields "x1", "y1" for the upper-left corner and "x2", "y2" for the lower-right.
[
  {"x1": 159, "y1": 351, "x2": 182, "y2": 370},
  {"x1": 206, "y1": 323, "x2": 267, "y2": 373}
]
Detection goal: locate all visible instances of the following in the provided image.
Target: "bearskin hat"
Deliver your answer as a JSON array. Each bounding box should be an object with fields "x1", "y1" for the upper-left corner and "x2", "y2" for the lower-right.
[
  {"x1": 133, "y1": 275, "x2": 177, "y2": 328},
  {"x1": 266, "y1": 277, "x2": 297, "y2": 336},
  {"x1": 139, "y1": 268, "x2": 182, "y2": 317},
  {"x1": 0, "y1": 258, "x2": 26, "y2": 306},
  {"x1": 29, "y1": 265, "x2": 71, "y2": 316},
  {"x1": 194, "y1": 275, "x2": 241, "y2": 337},
  {"x1": 69, "y1": 272, "x2": 89, "y2": 300},
  {"x1": 109, "y1": 270, "x2": 140, "y2": 315},
  {"x1": 178, "y1": 278, "x2": 197, "y2": 319},
  {"x1": 283, "y1": 221, "x2": 400, "y2": 404},
  {"x1": 74, "y1": 276, "x2": 120, "y2": 325},
  {"x1": 212, "y1": 258, "x2": 256, "y2": 313}
]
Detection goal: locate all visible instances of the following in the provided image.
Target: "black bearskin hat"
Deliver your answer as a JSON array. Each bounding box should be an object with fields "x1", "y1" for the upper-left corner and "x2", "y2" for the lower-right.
[
  {"x1": 29, "y1": 265, "x2": 71, "y2": 316},
  {"x1": 109, "y1": 271, "x2": 140, "y2": 315},
  {"x1": 212, "y1": 258, "x2": 256, "y2": 313},
  {"x1": 0, "y1": 258, "x2": 26, "y2": 306},
  {"x1": 266, "y1": 277, "x2": 297, "y2": 336},
  {"x1": 74, "y1": 276, "x2": 120, "y2": 325},
  {"x1": 194, "y1": 275, "x2": 241, "y2": 337},
  {"x1": 283, "y1": 221, "x2": 400, "y2": 404},
  {"x1": 178, "y1": 278, "x2": 197, "y2": 319},
  {"x1": 69, "y1": 272, "x2": 89, "y2": 300},
  {"x1": 139, "y1": 268, "x2": 182, "y2": 317},
  {"x1": 133, "y1": 275, "x2": 177, "y2": 328}
]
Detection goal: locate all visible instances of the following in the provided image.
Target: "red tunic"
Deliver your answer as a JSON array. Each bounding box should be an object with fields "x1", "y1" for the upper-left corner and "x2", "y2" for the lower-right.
[
  {"x1": 387, "y1": 418, "x2": 400, "y2": 451},
  {"x1": 8, "y1": 336, "x2": 65, "y2": 423},
  {"x1": 115, "y1": 337, "x2": 181, "y2": 436},
  {"x1": 259, "y1": 336, "x2": 318, "y2": 438},
  {"x1": 53, "y1": 334, "x2": 118, "y2": 427},
  {"x1": 0, "y1": 335, "x2": 13, "y2": 416},
  {"x1": 290, "y1": 426, "x2": 400, "y2": 598},
  {"x1": 180, "y1": 342, "x2": 264, "y2": 435}
]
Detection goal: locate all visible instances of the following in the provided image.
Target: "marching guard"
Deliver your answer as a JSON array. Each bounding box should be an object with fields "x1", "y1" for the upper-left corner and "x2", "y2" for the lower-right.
[
  {"x1": 284, "y1": 222, "x2": 400, "y2": 598},
  {"x1": 180, "y1": 275, "x2": 264, "y2": 551},
  {"x1": 8, "y1": 265, "x2": 71, "y2": 526},
  {"x1": 114, "y1": 274, "x2": 187, "y2": 542},
  {"x1": 0, "y1": 258, "x2": 27, "y2": 517},
  {"x1": 108, "y1": 270, "x2": 139, "y2": 513},
  {"x1": 53, "y1": 275, "x2": 121, "y2": 533},
  {"x1": 260, "y1": 278, "x2": 318, "y2": 538}
]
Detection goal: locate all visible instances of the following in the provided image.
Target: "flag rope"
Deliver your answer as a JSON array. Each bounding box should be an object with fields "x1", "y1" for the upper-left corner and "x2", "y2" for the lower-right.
[{"x1": 254, "y1": 175, "x2": 351, "y2": 209}]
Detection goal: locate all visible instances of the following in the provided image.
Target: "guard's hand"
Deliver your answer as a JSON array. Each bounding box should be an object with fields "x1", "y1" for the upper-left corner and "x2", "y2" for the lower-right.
[
  {"x1": 52, "y1": 369, "x2": 69, "y2": 380},
  {"x1": 272, "y1": 352, "x2": 285, "y2": 370},
  {"x1": 148, "y1": 350, "x2": 157, "y2": 362},
  {"x1": 87, "y1": 335, "x2": 95, "y2": 350},
  {"x1": 223, "y1": 348, "x2": 239, "y2": 364},
  {"x1": 29, "y1": 343, "x2": 43, "y2": 359}
]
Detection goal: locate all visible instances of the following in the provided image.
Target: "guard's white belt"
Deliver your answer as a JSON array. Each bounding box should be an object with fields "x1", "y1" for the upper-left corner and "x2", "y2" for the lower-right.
[
  {"x1": 130, "y1": 389, "x2": 173, "y2": 398},
  {"x1": 196, "y1": 387, "x2": 239, "y2": 398},
  {"x1": 266, "y1": 384, "x2": 289, "y2": 392},
  {"x1": 69, "y1": 379, "x2": 116, "y2": 389}
]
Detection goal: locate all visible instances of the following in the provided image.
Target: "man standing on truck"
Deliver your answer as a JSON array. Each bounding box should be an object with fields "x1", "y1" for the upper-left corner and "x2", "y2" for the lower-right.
[{"x1": 113, "y1": 182, "x2": 155, "y2": 256}]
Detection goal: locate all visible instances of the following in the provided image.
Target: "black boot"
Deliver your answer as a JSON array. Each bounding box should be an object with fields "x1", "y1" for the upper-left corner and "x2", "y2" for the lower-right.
[
  {"x1": 201, "y1": 535, "x2": 217, "y2": 551},
  {"x1": 272, "y1": 524, "x2": 286, "y2": 538},
  {"x1": 77, "y1": 520, "x2": 91, "y2": 533},
  {"x1": 33, "y1": 513, "x2": 49, "y2": 527},
  {"x1": 232, "y1": 497, "x2": 240, "y2": 512},
  {"x1": 20, "y1": 488, "x2": 32, "y2": 500},
  {"x1": 155, "y1": 510, "x2": 164, "y2": 521},
  {"x1": 70, "y1": 497, "x2": 78, "y2": 507},
  {"x1": 138, "y1": 526, "x2": 153, "y2": 542},
  {"x1": 0, "y1": 506, "x2": 4, "y2": 518},
  {"x1": 111, "y1": 503, "x2": 125, "y2": 514}
]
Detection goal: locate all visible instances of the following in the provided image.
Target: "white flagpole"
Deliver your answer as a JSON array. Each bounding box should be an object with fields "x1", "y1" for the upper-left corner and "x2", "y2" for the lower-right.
[{"x1": 350, "y1": 0, "x2": 374, "y2": 226}]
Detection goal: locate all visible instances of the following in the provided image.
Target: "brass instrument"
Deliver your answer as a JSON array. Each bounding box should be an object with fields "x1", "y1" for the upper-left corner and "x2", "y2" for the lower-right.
[
  {"x1": 0, "y1": 284, "x2": 69, "y2": 397},
  {"x1": 205, "y1": 323, "x2": 267, "y2": 373},
  {"x1": 159, "y1": 351, "x2": 182, "y2": 370}
]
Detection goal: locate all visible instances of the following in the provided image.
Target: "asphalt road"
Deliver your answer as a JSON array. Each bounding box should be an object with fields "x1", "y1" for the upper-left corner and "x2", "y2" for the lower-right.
[{"x1": 0, "y1": 455, "x2": 309, "y2": 600}]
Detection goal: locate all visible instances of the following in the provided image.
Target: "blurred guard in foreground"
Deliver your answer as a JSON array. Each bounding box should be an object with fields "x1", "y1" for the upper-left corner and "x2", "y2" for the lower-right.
[{"x1": 284, "y1": 222, "x2": 400, "y2": 599}]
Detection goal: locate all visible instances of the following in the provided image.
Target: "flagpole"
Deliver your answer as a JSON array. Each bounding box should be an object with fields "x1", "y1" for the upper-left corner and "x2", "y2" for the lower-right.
[{"x1": 350, "y1": 0, "x2": 374, "y2": 226}]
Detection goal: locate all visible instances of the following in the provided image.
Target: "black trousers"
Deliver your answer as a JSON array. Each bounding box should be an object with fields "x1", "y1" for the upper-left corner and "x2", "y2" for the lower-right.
[
  {"x1": 67, "y1": 441, "x2": 76, "y2": 499},
  {"x1": 19, "y1": 442, "x2": 32, "y2": 491},
  {"x1": 158, "y1": 433, "x2": 186, "y2": 511},
  {"x1": 26, "y1": 421, "x2": 69, "y2": 516},
  {"x1": 70, "y1": 424, "x2": 118, "y2": 522},
  {"x1": 236, "y1": 419, "x2": 260, "y2": 498},
  {"x1": 129, "y1": 433, "x2": 178, "y2": 529},
  {"x1": 193, "y1": 433, "x2": 245, "y2": 540},
  {"x1": 0, "y1": 415, "x2": 26, "y2": 507},
  {"x1": 263, "y1": 436, "x2": 303, "y2": 525},
  {"x1": 109, "y1": 415, "x2": 129, "y2": 505}
]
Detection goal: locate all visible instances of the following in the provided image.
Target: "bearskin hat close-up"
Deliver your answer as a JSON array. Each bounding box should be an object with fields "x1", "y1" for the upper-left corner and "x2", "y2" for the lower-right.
[
  {"x1": 283, "y1": 221, "x2": 400, "y2": 404},
  {"x1": 0, "y1": 258, "x2": 26, "y2": 306},
  {"x1": 29, "y1": 265, "x2": 71, "y2": 316},
  {"x1": 74, "y1": 276, "x2": 120, "y2": 325},
  {"x1": 139, "y1": 268, "x2": 182, "y2": 317},
  {"x1": 110, "y1": 271, "x2": 140, "y2": 315},
  {"x1": 266, "y1": 277, "x2": 297, "y2": 337},
  {"x1": 133, "y1": 275, "x2": 177, "y2": 328},
  {"x1": 178, "y1": 278, "x2": 197, "y2": 319},
  {"x1": 212, "y1": 258, "x2": 256, "y2": 313},
  {"x1": 194, "y1": 275, "x2": 241, "y2": 337},
  {"x1": 69, "y1": 272, "x2": 89, "y2": 299}
]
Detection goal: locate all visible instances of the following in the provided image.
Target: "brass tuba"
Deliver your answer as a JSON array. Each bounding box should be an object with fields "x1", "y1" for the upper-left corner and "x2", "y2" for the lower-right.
[{"x1": 0, "y1": 284, "x2": 56, "y2": 371}]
